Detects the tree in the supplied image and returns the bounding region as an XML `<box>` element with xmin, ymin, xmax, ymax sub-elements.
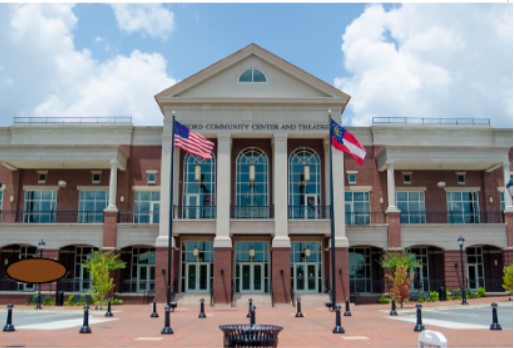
<box><xmin>380</xmin><ymin>250</ymin><xmax>420</xmax><ymax>308</ymax></box>
<box><xmin>83</xmin><ymin>250</ymin><xmax>126</xmax><ymax>309</ymax></box>
<box><xmin>502</xmin><ymin>264</ymin><xmax>513</xmax><ymax>295</ymax></box>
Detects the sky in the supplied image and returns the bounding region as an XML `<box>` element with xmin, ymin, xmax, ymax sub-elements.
<box><xmin>0</xmin><ymin>3</ymin><xmax>512</xmax><ymax>128</ymax></box>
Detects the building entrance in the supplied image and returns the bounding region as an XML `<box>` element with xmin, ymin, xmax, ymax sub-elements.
<box><xmin>239</xmin><ymin>263</ymin><xmax>264</xmax><ymax>293</ymax></box>
<box><xmin>185</xmin><ymin>262</ymin><xmax>210</xmax><ymax>293</ymax></box>
<box><xmin>293</xmin><ymin>263</ymin><xmax>318</xmax><ymax>292</ymax></box>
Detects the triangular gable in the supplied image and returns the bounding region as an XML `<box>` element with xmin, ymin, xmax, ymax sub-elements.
<box><xmin>155</xmin><ymin>43</ymin><xmax>350</xmax><ymax>103</ymax></box>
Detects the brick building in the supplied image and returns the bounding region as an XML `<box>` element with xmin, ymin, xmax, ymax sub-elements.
<box><xmin>0</xmin><ymin>44</ymin><xmax>512</xmax><ymax>305</ymax></box>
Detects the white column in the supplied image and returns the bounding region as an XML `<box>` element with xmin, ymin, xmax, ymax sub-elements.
<box><xmin>272</xmin><ymin>135</ymin><xmax>290</xmax><ymax>248</ymax></box>
<box><xmin>386</xmin><ymin>164</ymin><xmax>399</xmax><ymax>213</ymax></box>
<box><xmin>332</xmin><ymin>146</ymin><xmax>348</xmax><ymax>247</ymax></box>
<box><xmin>105</xmin><ymin>159</ymin><xmax>118</xmax><ymax>212</ymax></box>
<box><xmin>504</xmin><ymin>163</ymin><xmax>513</xmax><ymax>212</ymax></box>
<box><xmin>156</xmin><ymin>120</ymin><xmax>175</xmax><ymax>248</ymax></box>
<box><xmin>214</xmin><ymin>134</ymin><xmax>232</xmax><ymax>248</ymax></box>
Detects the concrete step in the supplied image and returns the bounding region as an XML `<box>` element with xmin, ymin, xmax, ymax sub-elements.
<box><xmin>174</xmin><ymin>293</ymin><xmax>211</xmax><ymax>306</ymax></box>
<box><xmin>233</xmin><ymin>294</ymin><xmax>272</xmax><ymax>308</ymax></box>
<box><xmin>292</xmin><ymin>293</ymin><xmax>330</xmax><ymax>306</ymax></box>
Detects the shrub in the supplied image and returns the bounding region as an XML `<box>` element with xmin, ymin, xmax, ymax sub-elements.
<box><xmin>503</xmin><ymin>265</ymin><xmax>513</xmax><ymax>295</ymax></box>
<box><xmin>429</xmin><ymin>291</ymin><xmax>439</xmax><ymax>302</ymax></box>
<box><xmin>377</xmin><ymin>296</ymin><xmax>391</xmax><ymax>304</ymax></box>
<box><xmin>476</xmin><ymin>287</ymin><xmax>486</xmax><ymax>298</ymax></box>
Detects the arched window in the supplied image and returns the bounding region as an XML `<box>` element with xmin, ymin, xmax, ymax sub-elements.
<box><xmin>289</xmin><ymin>148</ymin><xmax>321</xmax><ymax>219</ymax></box>
<box><xmin>182</xmin><ymin>153</ymin><xmax>216</xmax><ymax>219</ymax></box>
<box><xmin>238</xmin><ymin>68</ymin><xmax>267</xmax><ymax>83</ymax></box>
<box><xmin>236</xmin><ymin>148</ymin><xmax>269</xmax><ymax>218</ymax></box>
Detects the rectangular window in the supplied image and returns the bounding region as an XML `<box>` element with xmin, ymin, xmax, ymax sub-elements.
<box><xmin>456</xmin><ymin>172</ymin><xmax>466</xmax><ymax>185</ymax></box>
<box><xmin>146</xmin><ymin>171</ymin><xmax>157</xmax><ymax>184</ymax></box>
<box><xmin>345</xmin><ymin>191</ymin><xmax>370</xmax><ymax>224</ymax></box>
<box><xmin>446</xmin><ymin>191</ymin><xmax>480</xmax><ymax>223</ymax></box>
<box><xmin>37</xmin><ymin>172</ymin><xmax>47</xmax><ymax>184</ymax></box>
<box><xmin>23</xmin><ymin>190</ymin><xmax>56</xmax><ymax>223</ymax></box>
<box><xmin>396</xmin><ymin>191</ymin><xmax>426</xmax><ymax>224</ymax></box>
<box><xmin>78</xmin><ymin>190</ymin><xmax>108</xmax><ymax>223</ymax></box>
<box><xmin>91</xmin><ymin>172</ymin><xmax>101</xmax><ymax>184</ymax></box>
<box><xmin>402</xmin><ymin>172</ymin><xmax>412</xmax><ymax>185</ymax></box>
<box><xmin>349</xmin><ymin>248</ymin><xmax>372</xmax><ymax>293</ymax></box>
<box><xmin>134</xmin><ymin>191</ymin><xmax>160</xmax><ymax>224</ymax></box>
<box><xmin>347</xmin><ymin>172</ymin><xmax>357</xmax><ymax>185</ymax></box>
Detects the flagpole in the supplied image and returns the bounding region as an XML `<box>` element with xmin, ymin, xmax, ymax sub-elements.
<box><xmin>328</xmin><ymin>112</ymin><xmax>336</xmax><ymax>311</ymax></box>
<box><xmin>161</xmin><ymin>115</ymin><xmax>176</xmax><ymax>335</ymax></box>
<box><xmin>167</xmin><ymin>115</ymin><xmax>176</xmax><ymax>306</ymax></box>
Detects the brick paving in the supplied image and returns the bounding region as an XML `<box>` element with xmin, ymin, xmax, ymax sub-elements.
<box><xmin>1</xmin><ymin>296</ymin><xmax>512</xmax><ymax>347</ymax></box>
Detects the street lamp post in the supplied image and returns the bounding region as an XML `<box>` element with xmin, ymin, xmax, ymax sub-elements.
<box><xmin>35</xmin><ymin>238</ymin><xmax>46</xmax><ymax>310</ymax></box>
<box><xmin>457</xmin><ymin>235</ymin><xmax>467</xmax><ymax>305</ymax></box>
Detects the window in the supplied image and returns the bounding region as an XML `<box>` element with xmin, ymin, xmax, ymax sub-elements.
<box><xmin>37</xmin><ymin>171</ymin><xmax>47</xmax><ymax>184</ymax></box>
<box><xmin>235</xmin><ymin>148</ymin><xmax>269</xmax><ymax>218</ymax></box>
<box><xmin>288</xmin><ymin>148</ymin><xmax>321</xmax><ymax>219</ymax></box>
<box><xmin>23</xmin><ymin>190</ymin><xmax>56</xmax><ymax>223</ymax></box>
<box><xmin>134</xmin><ymin>191</ymin><xmax>160</xmax><ymax>224</ymax></box>
<box><xmin>347</xmin><ymin>172</ymin><xmax>357</xmax><ymax>185</ymax></box>
<box><xmin>91</xmin><ymin>172</ymin><xmax>101</xmax><ymax>184</ymax></box>
<box><xmin>146</xmin><ymin>171</ymin><xmax>157</xmax><ymax>184</ymax></box>
<box><xmin>410</xmin><ymin>248</ymin><xmax>429</xmax><ymax>292</ymax></box>
<box><xmin>349</xmin><ymin>248</ymin><xmax>372</xmax><ymax>293</ymax></box>
<box><xmin>131</xmin><ymin>247</ymin><xmax>156</xmax><ymax>292</ymax></box>
<box><xmin>182</xmin><ymin>154</ymin><xmax>216</xmax><ymax>219</ymax></box>
<box><xmin>78</xmin><ymin>190</ymin><xmax>108</xmax><ymax>223</ymax></box>
<box><xmin>397</xmin><ymin>191</ymin><xmax>426</xmax><ymax>224</ymax></box>
<box><xmin>446</xmin><ymin>191</ymin><xmax>480</xmax><ymax>223</ymax></box>
<box><xmin>290</xmin><ymin>241</ymin><xmax>322</xmax><ymax>293</ymax></box>
<box><xmin>345</xmin><ymin>191</ymin><xmax>370</xmax><ymax>224</ymax></box>
<box><xmin>456</xmin><ymin>172</ymin><xmax>466</xmax><ymax>185</ymax></box>
<box><xmin>238</xmin><ymin>68</ymin><xmax>267</xmax><ymax>83</ymax></box>
<box><xmin>403</xmin><ymin>172</ymin><xmax>412</xmax><ymax>185</ymax></box>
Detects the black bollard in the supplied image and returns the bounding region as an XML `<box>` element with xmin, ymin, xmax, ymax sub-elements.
<box><xmin>79</xmin><ymin>304</ymin><xmax>92</xmax><ymax>334</ymax></box>
<box><xmin>250</xmin><ymin>304</ymin><xmax>256</xmax><ymax>327</ymax></box>
<box><xmin>390</xmin><ymin>297</ymin><xmax>398</xmax><ymax>316</ymax></box>
<box><xmin>490</xmin><ymin>302</ymin><xmax>502</xmax><ymax>331</ymax></box>
<box><xmin>3</xmin><ymin>304</ymin><xmax>15</xmax><ymax>332</ymax></box>
<box><xmin>198</xmin><ymin>298</ymin><xmax>206</xmax><ymax>319</ymax></box>
<box><xmin>161</xmin><ymin>304</ymin><xmax>173</xmax><ymax>334</ymax></box>
<box><xmin>344</xmin><ymin>297</ymin><xmax>352</xmax><ymax>317</ymax></box>
<box><xmin>413</xmin><ymin>303</ymin><xmax>425</xmax><ymax>332</ymax></box>
<box><xmin>295</xmin><ymin>297</ymin><xmax>304</xmax><ymax>318</ymax></box>
<box><xmin>105</xmin><ymin>299</ymin><xmax>113</xmax><ymax>317</ymax></box>
<box><xmin>332</xmin><ymin>304</ymin><xmax>345</xmax><ymax>334</ymax></box>
<box><xmin>150</xmin><ymin>298</ymin><xmax>159</xmax><ymax>318</ymax></box>
<box><xmin>246</xmin><ymin>298</ymin><xmax>253</xmax><ymax>318</ymax></box>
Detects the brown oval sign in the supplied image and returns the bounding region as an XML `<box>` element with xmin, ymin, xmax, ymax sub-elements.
<box><xmin>7</xmin><ymin>258</ymin><xmax>67</xmax><ymax>284</ymax></box>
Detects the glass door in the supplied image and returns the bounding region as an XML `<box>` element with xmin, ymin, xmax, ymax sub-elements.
<box><xmin>239</xmin><ymin>263</ymin><xmax>264</xmax><ymax>293</ymax></box>
<box><xmin>137</xmin><ymin>265</ymin><xmax>155</xmax><ymax>292</ymax></box>
<box><xmin>185</xmin><ymin>194</ymin><xmax>200</xmax><ymax>219</ymax></box>
<box><xmin>304</xmin><ymin>194</ymin><xmax>318</xmax><ymax>219</ymax></box>
<box><xmin>186</xmin><ymin>262</ymin><xmax>210</xmax><ymax>293</ymax></box>
<box><xmin>294</xmin><ymin>263</ymin><xmax>318</xmax><ymax>292</ymax></box>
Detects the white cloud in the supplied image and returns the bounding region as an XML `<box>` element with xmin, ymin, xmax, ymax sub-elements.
<box><xmin>0</xmin><ymin>4</ymin><xmax>176</xmax><ymax>126</ymax></box>
<box><xmin>335</xmin><ymin>4</ymin><xmax>513</xmax><ymax>128</ymax></box>
<box><xmin>111</xmin><ymin>4</ymin><xmax>174</xmax><ymax>40</ymax></box>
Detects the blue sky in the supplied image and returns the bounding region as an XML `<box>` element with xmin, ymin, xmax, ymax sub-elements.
<box><xmin>0</xmin><ymin>3</ymin><xmax>512</xmax><ymax>128</ymax></box>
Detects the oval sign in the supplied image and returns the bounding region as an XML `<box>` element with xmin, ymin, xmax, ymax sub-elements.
<box><xmin>7</xmin><ymin>258</ymin><xmax>67</xmax><ymax>284</ymax></box>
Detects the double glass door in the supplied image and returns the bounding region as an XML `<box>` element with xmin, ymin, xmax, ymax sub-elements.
<box><xmin>186</xmin><ymin>262</ymin><xmax>210</xmax><ymax>293</ymax></box>
<box><xmin>137</xmin><ymin>265</ymin><xmax>155</xmax><ymax>292</ymax></box>
<box><xmin>293</xmin><ymin>263</ymin><xmax>318</xmax><ymax>292</ymax></box>
<box><xmin>239</xmin><ymin>263</ymin><xmax>264</xmax><ymax>293</ymax></box>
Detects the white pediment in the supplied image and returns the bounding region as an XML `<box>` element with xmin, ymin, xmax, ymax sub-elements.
<box><xmin>156</xmin><ymin>44</ymin><xmax>349</xmax><ymax>103</ymax></box>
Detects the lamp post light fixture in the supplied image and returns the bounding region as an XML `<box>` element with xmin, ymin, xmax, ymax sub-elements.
<box><xmin>35</xmin><ymin>238</ymin><xmax>46</xmax><ymax>310</ymax></box>
<box><xmin>195</xmin><ymin>164</ymin><xmax>202</xmax><ymax>182</ymax></box>
<box><xmin>457</xmin><ymin>235</ymin><xmax>467</xmax><ymax>305</ymax></box>
<box><xmin>303</xmin><ymin>165</ymin><xmax>310</xmax><ymax>183</ymax></box>
<box><xmin>248</xmin><ymin>246</ymin><xmax>256</xmax><ymax>260</ymax></box>
<box><xmin>304</xmin><ymin>246</ymin><xmax>312</xmax><ymax>258</ymax></box>
<box><xmin>249</xmin><ymin>163</ymin><xmax>256</xmax><ymax>188</ymax></box>
<box><xmin>192</xmin><ymin>247</ymin><xmax>199</xmax><ymax>258</ymax></box>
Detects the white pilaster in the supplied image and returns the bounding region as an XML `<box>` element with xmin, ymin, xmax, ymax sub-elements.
<box><xmin>332</xmin><ymin>147</ymin><xmax>349</xmax><ymax>247</ymax></box>
<box><xmin>503</xmin><ymin>163</ymin><xmax>513</xmax><ymax>212</ymax></box>
<box><xmin>157</xmin><ymin>121</ymin><xmax>174</xmax><ymax>247</ymax></box>
<box><xmin>272</xmin><ymin>134</ymin><xmax>290</xmax><ymax>248</ymax></box>
<box><xmin>386</xmin><ymin>163</ymin><xmax>400</xmax><ymax>213</ymax></box>
<box><xmin>105</xmin><ymin>159</ymin><xmax>118</xmax><ymax>212</ymax></box>
<box><xmin>214</xmin><ymin>134</ymin><xmax>232</xmax><ymax>248</ymax></box>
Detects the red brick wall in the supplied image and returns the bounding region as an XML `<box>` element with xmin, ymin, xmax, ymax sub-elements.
<box><xmin>444</xmin><ymin>250</ymin><xmax>463</xmax><ymax>291</ymax></box>
<box><xmin>271</xmin><ymin>247</ymin><xmax>291</xmax><ymax>303</ymax></box>
<box><xmin>103</xmin><ymin>211</ymin><xmax>118</xmax><ymax>248</ymax></box>
<box><xmin>505</xmin><ymin>212</ymin><xmax>513</xmax><ymax>248</ymax></box>
<box><xmin>213</xmin><ymin>247</ymin><xmax>232</xmax><ymax>304</ymax></box>
<box><xmin>386</xmin><ymin>212</ymin><xmax>401</xmax><ymax>248</ymax></box>
<box><xmin>155</xmin><ymin>246</ymin><xmax>179</xmax><ymax>303</ymax></box>
<box><xmin>327</xmin><ymin>247</ymin><xmax>349</xmax><ymax>304</ymax></box>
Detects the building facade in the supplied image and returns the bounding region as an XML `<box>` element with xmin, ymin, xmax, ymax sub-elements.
<box><xmin>0</xmin><ymin>44</ymin><xmax>512</xmax><ymax>305</ymax></box>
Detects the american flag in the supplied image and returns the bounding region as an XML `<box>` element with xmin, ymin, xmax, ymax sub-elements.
<box><xmin>174</xmin><ymin>120</ymin><xmax>214</xmax><ymax>159</ymax></box>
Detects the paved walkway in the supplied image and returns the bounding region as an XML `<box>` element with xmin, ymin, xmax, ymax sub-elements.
<box><xmin>1</xmin><ymin>296</ymin><xmax>512</xmax><ymax>347</ymax></box>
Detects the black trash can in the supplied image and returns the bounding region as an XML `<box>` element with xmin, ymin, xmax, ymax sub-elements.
<box><xmin>56</xmin><ymin>291</ymin><xmax>64</xmax><ymax>306</ymax></box>
<box><xmin>219</xmin><ymin>324</ymin><xmax>283</xmax><ymax>348</ymax></box>
<box><xmin>438</xmin><ymin>286</ymin><xmax>446</xmax><ymax>301</ymax></box>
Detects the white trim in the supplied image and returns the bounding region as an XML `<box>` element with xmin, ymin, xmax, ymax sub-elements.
<box><xmin>133</xmin><ymin>185</ymin><xmax>161</xmax><ymax>192</ymax></box>
<box><xmin>76</xmin><ymin>186</ymin><xmax>109</xmax><ymax>191</ymax></box>
<box><xmin>346</xmin><ymin>185</ymin><xmax>372</xmax><ymax>192</ymax></box>
<box><xmin>23</xmin><ymin>185</ymin><xmax>58</xmax><ymax>191</ymax></box>
<box><xmin>444</xmin><ymin>187</ymin><xmax>480</xmax><ymax>192</ymax></box>
<box><xmin>396</xmin><ymin>187</ymin><xmax>427</xmax><ymax>192</ymax></box>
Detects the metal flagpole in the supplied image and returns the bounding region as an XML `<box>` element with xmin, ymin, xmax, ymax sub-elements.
<box><xmin>161</xmin><ymin>115</ymin><xmax>176</xmax><ymax>334</ymax></box>
<box><xmin>328</xmin><ymin>112</ymin><xmax>336</xmax><ymax>311</ymax></box>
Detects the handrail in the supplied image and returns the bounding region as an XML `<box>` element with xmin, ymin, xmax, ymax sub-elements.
<box><xmin>270</xmin><ymin>280</ymin><xmax>275</xmax><ymax>307</ymax></box>
<box><xmin>290</xmin><ymin>286</ymin><xmax>295</xmax><ymax>307</ymax></box>
<box><xmin>210</xmin><ymin>279</ymin><xmax>214</xmax><ymax>307</ymax></box>
<box><xmin>230</xmin><ymin>279</ymin><xmax>235</xmax><ymax>307</ymax></box>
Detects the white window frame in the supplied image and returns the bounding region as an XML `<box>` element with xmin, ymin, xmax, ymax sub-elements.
<box><xmin>91</xmin><ymin>171</ymin><xmax>101</xmax><ymax>184</ymax></box>
<box><xmin>146</xmin><ymin>170</ymin><xmax>157</xmax><ymax>184</ymax></box>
